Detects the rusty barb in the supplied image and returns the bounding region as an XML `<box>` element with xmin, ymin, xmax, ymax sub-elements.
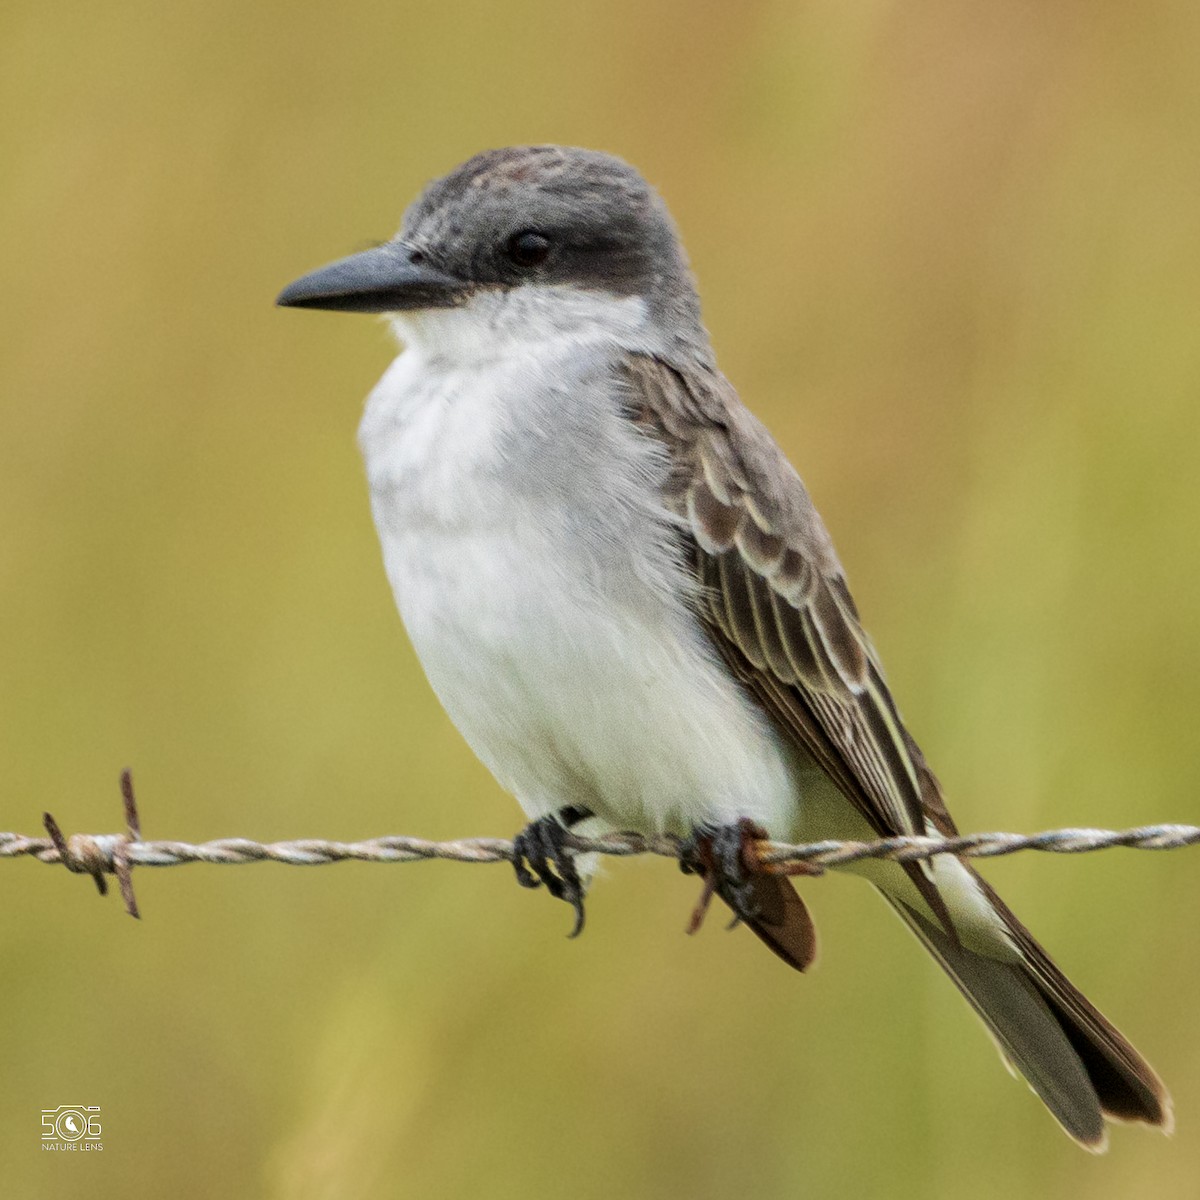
<box><xmin>40</xmin><ymin>769</ymin><xmax>142</xmax><ymax>918</ymax></box>
<box><xmin>3</xmin><ymin>769</ymin><xmax>1199</xmax><ymax>920</ymax></box>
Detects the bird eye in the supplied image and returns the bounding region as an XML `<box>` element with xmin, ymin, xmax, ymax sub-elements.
<box><xmin>505</xmin><ymin>230</ymin><xmax>552</xmax><ymax>268</ymax></box>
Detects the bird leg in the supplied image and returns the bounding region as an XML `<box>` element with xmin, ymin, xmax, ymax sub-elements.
<box><xmin>511</xmin><ymin>805</ymin><xmax>593</xmax><ymax>938</ymax></box>
<box><xmin>680</xmin><ymin>817</ymin><xmax>770</xmax><ymax>933</ymax></box>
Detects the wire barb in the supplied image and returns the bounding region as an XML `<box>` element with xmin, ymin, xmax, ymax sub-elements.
<box><xmin>39</xmin><ymin>769</ymin><xmax>142</xmax><ymax>918</ymax></box>
<box><xmin>3</xmin><ymin>772</ymin><xmax>1197</xmax><ymax>919</ymax></box>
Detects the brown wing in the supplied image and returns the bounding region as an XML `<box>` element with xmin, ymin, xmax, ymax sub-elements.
<box><xmin>622</xmin><ymin>354</ymin><xmax>956</xmax><ymax>925</ymax></box>
<box><xmin>621</xmin><ymin>354</ymin><xmax>1174</xmax><ymax>1121</ymax></box>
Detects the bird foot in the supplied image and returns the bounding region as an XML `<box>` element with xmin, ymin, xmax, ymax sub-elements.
<box><xmin>680</xmin><ymin>817</ymin><xmax>771</xmax><ymax>934</ymax></box>
<box><xmin>512</xmin><ymin>807</ymin><xmax>592</xmax><ymax>938</ymax></box>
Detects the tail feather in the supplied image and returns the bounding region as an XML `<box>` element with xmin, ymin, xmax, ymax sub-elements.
<box><xmin>884</xmin><ymin>878</ymin><xmax>1170</xmax><ymax>1149</ymax></box>
<box><xmin>739</xmin><ymin>873</ymin><xmax>818</xmax><ymax>972</ymax></box>
<box><xmin>971</xmin><ymin>874</ymin><xmax>1172</xmax><ymax>1132</ymax></box>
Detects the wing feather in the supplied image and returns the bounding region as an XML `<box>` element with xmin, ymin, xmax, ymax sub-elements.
<box><xmin>621</xmin><ymin>354</ymin><xmax>1170</xmax><ymax>1122</ymax></box>
<box><xmin>624</xmin><ymin>354</ymin><xmax>950</xmax><ymax>854</ymax></box>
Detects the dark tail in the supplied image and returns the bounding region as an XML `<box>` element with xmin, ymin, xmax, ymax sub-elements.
<box><xmin>886</xmin><ymin>873</ymin><xmax>1171</xmax><ymax>1150</ymax></box>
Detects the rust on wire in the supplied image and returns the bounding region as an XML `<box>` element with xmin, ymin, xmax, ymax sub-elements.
<box><xmin>3</xmin><ymin>770</ymin><xmax>1198</xmax><ymax>920</ymax></box>
<box><xmin>40</xmin><ymin>768</ymin><xmax>142</xmax><ymax>918</ymax></box>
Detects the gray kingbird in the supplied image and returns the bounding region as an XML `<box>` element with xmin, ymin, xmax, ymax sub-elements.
<box><xmin>277</xmin><ymin>145</ymin><xmax>1169</xmax><ymax>1148</ymax></box>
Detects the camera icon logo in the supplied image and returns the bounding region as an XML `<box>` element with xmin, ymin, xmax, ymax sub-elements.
<box><xmin>41</xmin><ymin>1105</ymin><xmax>101</xmax><ymax>1142</ymax></box>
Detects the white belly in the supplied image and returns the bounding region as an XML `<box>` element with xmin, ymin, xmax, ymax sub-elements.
<box><xmin>358</xmin><ymin>312</ymin><xmax>801</xmax><ymax>838</ymax></box>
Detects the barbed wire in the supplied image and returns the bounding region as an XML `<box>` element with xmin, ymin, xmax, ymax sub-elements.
<box><xmin>3</xmin><ymin>771</ymin><xmax>1196</xmax><ymax>918</ymax></box>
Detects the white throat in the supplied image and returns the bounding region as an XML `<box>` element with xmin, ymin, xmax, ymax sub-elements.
<box><xmin>386</xmin><ymin>283</ymin><xmax>654</xmax><ymax>367</ymax></box>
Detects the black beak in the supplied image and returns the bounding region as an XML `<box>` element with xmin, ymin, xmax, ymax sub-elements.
<box><xmin>275</xmin><ymin>242</ymin><xmax>469</xmax><ymax>313</ymax></box>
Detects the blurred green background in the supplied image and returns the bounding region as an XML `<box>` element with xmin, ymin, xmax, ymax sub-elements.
<box><xmin>2</xmin><ymin>1</ymin><xmax>1199</xmax><ymax>1196</ymax></box>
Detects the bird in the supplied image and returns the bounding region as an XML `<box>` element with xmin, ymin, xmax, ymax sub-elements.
<box><xmin>277</xmin><ymin>144</ymin><xmax>1170</xmax><ymax>1149</ymax></box>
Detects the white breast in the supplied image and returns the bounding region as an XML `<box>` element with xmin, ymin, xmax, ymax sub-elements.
<box><xmin>357</xmin><ymin>287</ymin><xmax>800</xmax><ymax>837</ymax></box>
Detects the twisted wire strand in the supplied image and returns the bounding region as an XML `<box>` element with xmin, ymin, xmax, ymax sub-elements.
<box><xmin>4</xmin><ymin>823</ymin><xmax>1199</xmax><ymax>870</ymax></box>
<box><xmin>4</xmin><ymin>773</ymin><xmax>1195</xmax><ymax>919</ymax></box>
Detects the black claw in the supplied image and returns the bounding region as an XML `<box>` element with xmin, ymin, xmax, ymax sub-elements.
<box><xmin>513</xmin><ymin>851</ymin><xmax>542</xmax><ymax>890</ymax></box>
<box><xmin>511</xmin><ymin>811</ymin><xmax>590</xmax><ymax>938</ymax></box>
<box><xmin>564</xmin><ymin>890</ymin><xmax>586</xmax><ymax>940</ymax></box>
